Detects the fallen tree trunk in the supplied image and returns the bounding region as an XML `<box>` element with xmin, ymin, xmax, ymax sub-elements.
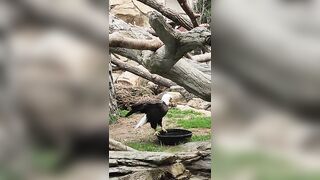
<box><xmin>109</xmin><ymin>138</ymin><xmax>137</xmax><ymax>152</ymax></box>
<box><xmin>111</xmin><ymin>56</ymin><xmax>176</xmax><ymax>87</ymax></box>
<box><xmin>109</xmin><ymin>33</ymin><xmax>163</xmax><ymax>51</ymax></box>
<box><xmin>192</xmin><ymin>53</ymin><xmax>211</xmax><ymax>62</ymax></box>
<box><xmin>137</xmin><ymin>0</ymin><xmax>193</xmax><ymax>30</ymax></box>
<box><xmin>110</xmin><ymin>13</ymin><xmax>211</xmax><ymax>101</ymax></box>
<box><xmin>109</xmin><ymin>149</ymin><xmax>211</xmax><ymax>179</ymax></box>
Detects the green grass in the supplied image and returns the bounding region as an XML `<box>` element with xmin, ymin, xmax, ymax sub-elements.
<box><xmin>191</xmin><ymin>134</ymin><xmax>211</xmax><ymax>142</ymax></box>
<box><xmin>124</xmin><ymin>108</ymin><xmax>212</xmax><ymax>151</ymax></box>
<box><xmin>109</xmin><ymin>109</ymin><xmax>129</xmax><ymax>124</ymax></box>
<box><xmin>126</xmin><ymin>141</ymin><xmax>166</xmax><ymax>152</ymax></box>
<box><xmin>126</xmin><ymin>135</ymin><xmax>211</xmax><ymax>152</ymax></box>
<box><xmin>167</xmin><ymin>108</ymin><xmax>211</xmax><ymax>129</ymax></box>
<box><xmin>167</xmin><ymin>108</ymin><xmax>202</xmax><ymax>119</ymax></box>
<box><xmin>118</xmin><ymin>109</ymin><xmax>129</xmax><ymax>117</ymax></box>
<box><xmin>177</xmin><ymin>116</ymin><xmax>211</xmax><ymax>129</ymax></box>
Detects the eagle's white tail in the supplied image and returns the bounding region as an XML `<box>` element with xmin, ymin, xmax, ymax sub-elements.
<box><xmin>135</xmin><ymin>115</ymin><xmax>147</xmax><ymax>129</ymax></box>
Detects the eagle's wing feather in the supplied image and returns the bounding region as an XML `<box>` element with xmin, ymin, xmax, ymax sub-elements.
<box><xmin>125</xmin><ymin>99</ymin><xmax>162</xmax><ymax>117</ymax></box>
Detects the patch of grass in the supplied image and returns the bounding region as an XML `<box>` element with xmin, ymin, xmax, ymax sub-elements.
<box><xmin>109</xmin><ymin>114</ymin><xmax>117</xmax><ymax>124</ymax></box>
<box><xmin>126</xmin><ymin>134</ymin><xmax>211</xmax><ymax>152</ymax></box>
<box><xmin>166</xmin><ymin>108</ymin><xmax>211</xmax><ymax>129</ymax></box>
<box><xmin>109</xmin><ymin>109</ymin><xmax>129</xmax><ymax>124</ymax></box>
<box><xmin>191</xmin><ymin>134</ymin><xmax>211</xmax><ymax>142</ymax></box>
<box><xmin>177</xmin><ymin>116</ymin><xmax>211</xmax><ymax>129</ymax></box>
<box><xmin>167</xmin><ymin>108</ymin><xmax>202</xmax><ymax>119</ymax></box>
<box><xmin>126</xmin><ymin>141</ymin><xmax>166</xmax><ymax>152</ymax></box>
<box><xmin>119</xmin><ymin>109</ymin><xmax>129</xmax><ymax>117</ymax></box>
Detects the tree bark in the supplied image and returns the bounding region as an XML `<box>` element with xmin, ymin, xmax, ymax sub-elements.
<box><xmin>110</xmin><ymin>13</ymin><xmax>211</xmax><ymax>101</ymax></box>
<box><xmin>177</xmin><ymin>0</ymin><xmax>199</xmax><ymax>27</ymax></box>
<box><xmin>137</xmin><ymin>0</ymin><xmax>193</xmax><ymax>30</ymax></box>
<box><xmin>109</xmin><ymin>33</ymin><xmax>163</xmax><ymax>51</ymax></box>
<box><xmin>109</xmin><ymin>149</ymin><xmax>211</xmax><ymax>179</ymax></box>
<box><xmin>109</xmin><ymin>138</ymin><xmax>137</xmax><ymax>151</ymax></box>
<box><xmin>109</xmin><ymin>62</ymin><xmax>118</xmax><ymax>116</ymax></box>
<box><xmin>192</xmin><ymin>53</ymin><xmax>211</xmax><ymax>62</ymax></box>
<box><xmin>111</xmin><ymin>56</ymin><xmax>176</xmax><ymax>87</ymax></box>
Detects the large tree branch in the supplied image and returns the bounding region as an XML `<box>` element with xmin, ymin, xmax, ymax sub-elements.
<box><xmin>137</xmin><ymin>0</ymin><xmax>193</xmax><ymax>30</ymax></box>
<box><xmin>111</xmin><ymin>56</ymin><xmax>176</xmax><ymax>87</ymax></box>
<box><xmin>177</xmin><ymin>0</ymin><xmax>199</xmax><ymax>27</ymax></box>
<box><xmin>109</xmin><ymin>33</ymin><xmax>163</xmax><ymax>51</ymax></box>
<box><xmin>110</xmin><ymin>15</ymin><xmax>211</xmax><ymax>101</ymax></box>
<box><xmin>192</xmin><ymin>53</ymin><xmax>211</xmax><ymax>62</ymax></box>
<box><xmin>146</xmin><ymin>12</ymin><xmax>210</xmax><ymax>73</ymax></box>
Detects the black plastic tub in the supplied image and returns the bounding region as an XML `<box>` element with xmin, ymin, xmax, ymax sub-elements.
<box><xmin>157</xmin><ymin>129</ymin><xmax>192</xmax><ymax>145</ymax></box>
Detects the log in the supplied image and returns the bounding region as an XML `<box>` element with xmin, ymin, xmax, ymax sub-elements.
<box><xmin>137</xmin><ymin>0</ymin><xmax>193</xmax><ymax>30</ymax></box>
<box><xmin>111</xmin><ymin>56</ymin><xmax>176</xmax><ymax>87</ymax></box>
<box><xmin>109</xmin><ymin>138</ymin><xmax>137</xmax><ymax>152</ymax></box>
<box><xmin>110</xmin><ymin>14</ymin><xmax>211</xmax><ymax>101</ymax></box>
<box><xmin>109</xmin><ymin>142</ymin><xmax>211</xmax><ymax>179</ymax></box>
<box><xmin>109</xmin><ymin>33</ymin><xmax>163</xmax><ymax>51</ymax></box>
<box><xmin>192</xmin><ymin>53</ymin><xmax>211</xmax><ymax>63</ymax></box>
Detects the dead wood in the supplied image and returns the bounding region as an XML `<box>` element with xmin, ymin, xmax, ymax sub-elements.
<box><xmin>109</xmin><ymin>148</ymin><xmax>211</xmax><ymax>179</ymax></box>
<box><xmin>192</xmin><ymin>53</ymin><xmax>211</xmax><ymax>62</ymax></box>
<box><xmin>137</xmin><ymin>0</ymin><xmax>193</xmax><ymax>30</ymax></box>
<box><xmin>111</xmin><ymin>56</ymin><xmax>175</xmax><ymax>87</ymax></box>
<box><xmin>109</xmin><ymin>33</ymin><xmax>163</xmax><ymax>51</ymax></box>
<box><xmin>110</xmin><ymin>13</ymin><xmax>211</xmax><ymax>101</ymax></box>
<box><xmin>109</xmin><ymin>138</ymin><xmax>137</xmax><ymax>152</ymax></box>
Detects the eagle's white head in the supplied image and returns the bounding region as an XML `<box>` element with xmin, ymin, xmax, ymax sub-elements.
<box><xmin>161</xmin><ymin>93</ymin><xmax>172</xmax><ymax>106</ymax></box>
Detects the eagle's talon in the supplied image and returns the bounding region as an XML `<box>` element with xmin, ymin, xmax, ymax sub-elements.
<box><xmin>154</xmin><ymin>131</ymin><xmax>160</xmax><ymax>136</ymax></box>
<box><xmin>161</xmin><ymin>128</ymin><xmax>167</xmax><ymax>133</ymax></box>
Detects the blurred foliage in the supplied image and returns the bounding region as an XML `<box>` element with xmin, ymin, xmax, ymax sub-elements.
<box><xmin>194</xmin><ymin>0</ymin><xmax>211</xmax><ymax>24</ymax></box>
<box><xmin>214</xmin><ymin>148</ymin><xmax>320</xmax><ymax>180</ymax></box>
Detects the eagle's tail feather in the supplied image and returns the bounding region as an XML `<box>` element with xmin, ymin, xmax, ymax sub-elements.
<box><xmin>135</xmin><ymin>115</ymin><xmax>147</xmax><ymax>129</ymax></box>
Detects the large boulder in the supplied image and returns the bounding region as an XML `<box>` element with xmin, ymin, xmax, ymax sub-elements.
<box><xmin>110</xmin><ymin>0</ymin><xmax>156</xmax><ymax>27</ymax></box>
<box><xmin>187</xmin><ymin>98</ymin><xmax>211</xmax><ymax>110</ymax></box>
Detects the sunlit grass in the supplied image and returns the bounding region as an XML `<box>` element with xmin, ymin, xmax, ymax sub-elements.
<box><xmin>191</xmin><ymin>134</ymin><xmax>211</xmax><ymax>142</ymax></box>
<box><xmin>177</xmin><ymin>116</ymin><xmax>211</xmax><ymax>129</ymax></box>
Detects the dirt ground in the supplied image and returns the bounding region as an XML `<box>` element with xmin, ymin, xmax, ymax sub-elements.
<box><xmin>109</xmin><ymin>114</ymin><xmax>211</xmax><ymax>143</ymax></box>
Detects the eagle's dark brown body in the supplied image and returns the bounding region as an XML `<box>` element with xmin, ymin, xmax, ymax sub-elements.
<box><xmin>125</xmin><ymin>99</ymin><xmax>169</xmax><ymax>130</ymax></box>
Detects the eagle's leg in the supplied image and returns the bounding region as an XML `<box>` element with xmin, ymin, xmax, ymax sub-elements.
<box><xmin>153</xmin><ymin>129</ymin><xmax>160</xmax><ymax>136</ymax></box>
<box><xmin>151</xmin><ymin>124</ymin><xmax>160</xmax><ymax>135</ymax></box>
<box><xmin>161</xmin><ymin>121</ymin><xmax>167</xmax><ymax>133</ymax></box>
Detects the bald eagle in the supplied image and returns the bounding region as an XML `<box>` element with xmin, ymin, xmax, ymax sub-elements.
<box><xmin>125</xmin><ymin>94</ymin><xmax>172</xmax><ymax>135</ymax></box>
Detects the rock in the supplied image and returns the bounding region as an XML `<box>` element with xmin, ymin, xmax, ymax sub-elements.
<box><xmin>167</xmin><ymin>92</ymin><xmax>187</xmax><ymax>104</ymax></box>
<box><xmin>165</xmin><ymin>163</ymin><xmax>190</xmax><ymax>179</ymax></box>
<box><xmin>176</xmin><ymin>105</ymin><xmax>211</xmax><ymax>117</ymax></box>
<box><xmin>116</xmin><ymin>71</ymin><xmax>145</xmax><ymax>86</ymax></box>
<box><xmin>110</xmin><ymin>0</ymin><xmax>156</xmax><ymax>27</ymax></box>
<box><xmin>187</xmin><ymin>98</ymin><xmax>211</xmax><ymax>110</ymax></box>
<box><xmin>169</xmin><ymin>86</ymin><xmax>195</xmax><ymax>101</ymax></box>
<box><xmin>177</xmin><ymin>141</ymin><xmax>211</xmax><ymax>152</ymax></box>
